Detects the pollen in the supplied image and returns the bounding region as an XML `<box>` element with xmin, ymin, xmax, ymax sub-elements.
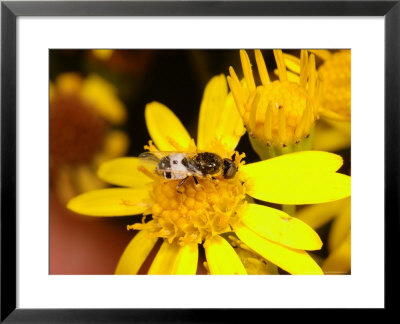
<box><xmin>228</xmin><ymin>49</ymin><xmax>320</xmax><ymax>147</ymax></box>
<box><xmin>318</xmin><ymin>50</ymin><xmax>351</xmax><ymax>121</ymax></box>
<box><xmin>131</xmin><ymin>175</ymin><xmax>246</xmax><ymax>246</ymax></box>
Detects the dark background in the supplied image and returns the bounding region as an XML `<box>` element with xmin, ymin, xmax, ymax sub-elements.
<box><xmin>49</xmin><ymin>49</ymin><xmax>281</xmax><ymax>162</ymax></box>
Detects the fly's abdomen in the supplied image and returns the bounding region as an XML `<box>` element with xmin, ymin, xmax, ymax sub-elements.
<box><xmin>194</xmin><ymin>152</ymin><xmax>223</xmax><ymax>176</ymax></box>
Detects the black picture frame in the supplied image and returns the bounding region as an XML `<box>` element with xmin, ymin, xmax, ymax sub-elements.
<box><xmin>1</xmin><ymin>0</ymin><xmax>398</xmax><ymax>321</ymax></box>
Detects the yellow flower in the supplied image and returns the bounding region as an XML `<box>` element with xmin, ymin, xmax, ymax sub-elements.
<box><xmin>296</xmin><ymin>197</ymin><xmax>351</xmax><ymax>274</ymax></box>
<box><xmin>312</xmin><ymin>118</ymin><xmax>351</xmax><ymax>152</ymax></box>
<box><xmin>283</xmin><ymin>50</ymin><xmax>351</xmax><ymax>152</ymax></box>
<box><xmin>284</xmin><ymin>49</ymin><xmax>350</xmax><ymax>121</ymax></box>
<box><xmin>228</xmin><ymin>50</ymin><xmax>321</xmax><ymax>158</ymax></box>
<box><xmin>50</xmin><ymin>73</ymin><xmax>129</xmax><ymax>203</ymax></box>
<box><xmin>313</xmin><ymin>50</ymin><xmax>351</xmax><ymax>121</ymax></box>
<box><xmin>67</xmin><ymin>74</ymin><xmax>351</xmax><ymax>275</ymax></box>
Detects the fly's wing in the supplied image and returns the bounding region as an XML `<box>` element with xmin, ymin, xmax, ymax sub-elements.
<box><xmin>138</xmin><ymin>152</ymin><xmax>160</xmax><ymax>175</ymax></box>
<box><xmin>138</xmin><ymin>151</ymin><xmax>198</xmax><ymax>179</ymax></box>
<box><xmin>139</xmin><ymin>151</ymin><xmax>196</xmax><ymax>161</ymax></box>
<box><xmin>138</xmin><ymin>152</ymin><xmax>162</xmax><ymax>163</ymax></box>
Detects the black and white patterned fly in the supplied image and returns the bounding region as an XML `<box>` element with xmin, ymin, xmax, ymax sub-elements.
<box><xmin>139</xmin><ymin>151</ymin><xmax>237</xmax><ymax>189</ymax></box>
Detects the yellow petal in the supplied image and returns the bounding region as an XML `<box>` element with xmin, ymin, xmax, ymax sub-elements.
<box><xmin>49</xmin><ymin>82</ymin><xmax>56</xmax><ymax>102</ymax></box>
<box><xmin>240</xmin><ymin>204</ymin><xmax>322</xmax><ymax>250</ymax></box>
<box><xmin>102</xmin><ymin>130</ymin><xmax>130</xmax><ymax>159</ymax></box>
<box><xmin>282</xmin><ymin>53</ymin><xmax>301</xmax><ymax>74</ymax></box>
<box><xmin>54</xmin><ymin>166</ymin><xmax>78</xmax><ymax>204</ymax></box>
<box><xmin>235</xmin><ymin>226</ymin><xmax>323</xmax><ymax>275</ymax></box>
<box><xmin>94</xmin><ymin>130</ymin><xmax>130</xmax><ymax>166</ymax></box>
<box><xmin>216</xmin><ymin>92</ymin><xmax>246</xmax><ymax>153</ymax></box>
<box><xmin>145</xmin><ymin>102</ymin><xmax>192</xmax><ymax>151</ymax></box>
<box><xmin>285</xmin><ymin>70</ymin><xmax>301</xmax><ymax>83</ymax></box>
<box><xmin>313</xmin><ymin>120</ymin><xmax>351</xmax><ymax>152</ymax></box>
<box><xmin>319</xmin><ymin>107</ymin><xmax>351</xmax><ymax>122</ymax></box>
<box><xmin>81</xmin><ymin>74</ymin><xmax>127</xmax><ymax>124</ymax></box>
<box><xmin>254</xmin><ymin>49</ymin><xmax>270</xmax><ymax>85</ymax></box>
<box><xmin>115</xmin><ymin>230</ymin><xmax>158</xmax><ymax>274</ymax></box>
<box><xmin>75</xmin><ymin>165</ymin><xmax>106</xmax><ymax>193</ymax></box>
<box><xmin>328</xmin><ymin>199</ymin><xmax>351</xmax><ymax>252</ymax></box>
<box><xmin>197</xmin><ymin>75</ymin><xmax>245</xmax><ymax>155</ymax></box>
<box><xmin>56</xmin><ymin>73</ymin><xmax>83</xmax><ymax>95</ymax></box>
<box><xmin>326</xmin><ymin>119</ymin><xmax>351</xmax><ymax>137</ymax></box>
<box><xmin>296</xmin><ymin>199</ymin><xmax>347</xmax><ymax>229</ymax></box>
<box><xmin>148</xmin><ymin>241</ymin><xmax>198</xmax><ymax>274</ymax></box>
<box><xmin>241</xmin><ymin>151</ymin><xmax>351</xmax><ymax>205</ymax></box>
<box><xmin>240</xmin><ymin>50</ymin><xmax>256</xmax><ymax>93</ymax></box>
<box><xmin>322</xmin><ymin>231</ymin><xmax>351</xmax><ymax>274</ymax></box>
<box><xmin>97</xmin><ymin>157</ymin><xmax>153</xmax><ymax>188</ymax></box>
<box><xmin>204</xmin><ymin>236</ymin><xmax>247</xmax><ymax>275</ymax></box>
<box><xmin>67</xmin><ymin>188</ymin><xmax>150</xmax><ymax>216</ymax></box>
<box><xmin>197</xmin><ymin>74</ymin><xmax>228</xmax><ymax>150</ymax></box>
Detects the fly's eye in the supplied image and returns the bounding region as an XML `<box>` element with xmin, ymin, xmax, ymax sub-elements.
<box><xmin>223</xmin><ymin>159</ymin><xmax>237</xmax><ymax>179</ymax></box>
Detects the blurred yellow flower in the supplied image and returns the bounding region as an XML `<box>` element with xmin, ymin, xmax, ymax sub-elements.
<box><xmin>228</xmin><ymin>50</ymin><xmax>321</xmax><ymax>158</ymax></box>
<box><xmin>91</xmin><ymin>49</ymin><xmax>114</xmax><ymax>61</ymax></box>
<box><xmin>283</xmin><ymin>50</ymin><xmax>351</xmax><ymax>152</ymax></box>
<box><xmin>284</xmin><ymin>49</ymin><xmax>350</xmax><ymax>122</ymax></box>
<box><xmin>313</xmin><ymin>50</ymin><xmax>351</xmax><ymax>121</ymax></box>
<box><xmin>312</xmin><ymin>119</ymin><xmax>351</xmax><ymax>152</ymax></box>
<box><xmin>296</xmin><ymin>197</ymin><xmax>351</xmax><ymax>274</ymax></box>
<box><xmin>50</xmin><ymin>73</ymin><xmax>129</xmax><ymax>204</ymax></box>
<box><xmin>68</xmin><ymin>75</ymin><xmax>351</xmax><ymax>275</ymax></box>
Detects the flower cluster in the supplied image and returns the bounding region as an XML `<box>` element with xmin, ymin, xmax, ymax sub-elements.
<box><xmin>68</xmin><ymin>67</ymin><xmax>351</xmax><ymax>275</ymax></box>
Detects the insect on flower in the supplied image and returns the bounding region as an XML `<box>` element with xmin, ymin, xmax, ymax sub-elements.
<box><xmin>139</xmin><ymin>151</ymin><xmax>238</xmax><ymax>190</ymax></box>
<box><xmin>67</xmin><ymin>73</ymin><xmax>351</xmax><ymax>275</ymax></box>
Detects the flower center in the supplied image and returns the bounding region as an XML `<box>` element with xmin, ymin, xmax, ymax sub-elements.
<box><xmin>319</xmin><ymin>51</ymin><xmax>351</xmax><ymax>120</ymax></box>
<box><xmin>50</xmin><ymin>94</ymin><xmax>107</xmax><ymax>166</ymax></box>
<box><xmin>244</xmin><ymin>81</ymin><xmax>313</xmax><ymax>145</ymax></box>
<box><xmin>132</xmin><ymin>175</ymin><xmax>246</xmax><ymax>246</ymax></box>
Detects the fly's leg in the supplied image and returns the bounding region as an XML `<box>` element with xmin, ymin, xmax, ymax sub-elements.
<box><xmin>193</xmin><ymin>176</ymin><xmax>199</xmax><ymax>186</ymax></box>
<box><xmin>176</xmin><ymin>176</ymin><xmax>189</xmax><ymax>193</ymax></box>
<box><xmin>209</xmin><ymin>175</ymin><xmax>220</xmax><ymax>184</ymax></box>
